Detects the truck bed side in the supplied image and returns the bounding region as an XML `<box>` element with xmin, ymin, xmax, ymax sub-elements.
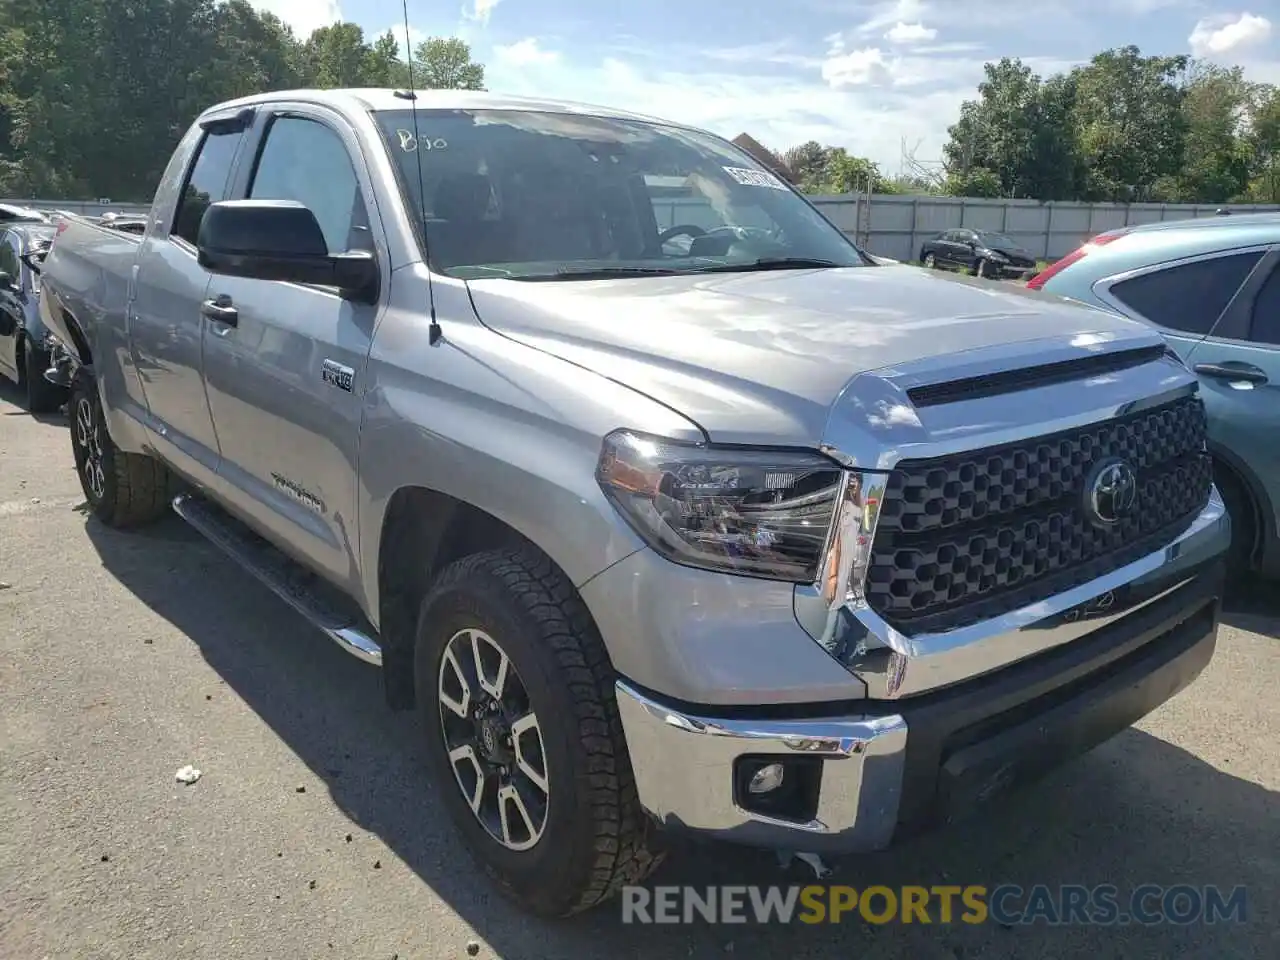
<box><xmin>38</xmin><ymin>214</ymin><xmax>154</xmax><ymax>450</ymax></box>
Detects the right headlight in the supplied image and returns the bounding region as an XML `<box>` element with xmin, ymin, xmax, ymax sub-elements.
<box><xmin>595</xmin><ymin>429</ymin><xmax>854</xmax><ymax>581</ymax></box>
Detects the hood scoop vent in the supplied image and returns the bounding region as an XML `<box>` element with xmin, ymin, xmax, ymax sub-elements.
<box><xmin>906</xmin><ymin>344</ymin><xmax>1168</xmax><ymax>408</ymax></box>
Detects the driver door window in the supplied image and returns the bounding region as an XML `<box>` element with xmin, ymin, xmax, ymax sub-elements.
<box><xmin>248</xmin><ymin>115</ymin><xmax>371</xmax><ymax>256</ymax></box>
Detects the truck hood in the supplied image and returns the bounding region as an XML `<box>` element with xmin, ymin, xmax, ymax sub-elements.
<box><xmin>465</xmin><ymin>264</ymin><xmax>1158</xmax><ymax>446</ymax></box>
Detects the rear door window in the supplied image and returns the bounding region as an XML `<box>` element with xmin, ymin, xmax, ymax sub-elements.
<box><xmin>1109</xmin><ymin>251</ymin><xmax>1264</xmax><ymax>336</ymax></box>
<box><xmin>1247</xmin><ymin>261</ymin><xmax>1280</xmax><ymax>345</ymax></box>
<box><xmin>172</xmin><ymin>127</ymin><xmax>245</xmax><ymax>247</ymax></box>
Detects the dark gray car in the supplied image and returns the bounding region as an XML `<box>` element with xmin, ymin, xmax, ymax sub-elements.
<box><xmin>0</xmin><ymin>222</ymin><xmax>65</xmax><ymax>411</ymax></box>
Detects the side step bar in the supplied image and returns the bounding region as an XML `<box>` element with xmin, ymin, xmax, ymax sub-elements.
<box><xmin>172</xmin><ymin>493</ymin><xmax>383</xmax><ymax>666</ymax></box>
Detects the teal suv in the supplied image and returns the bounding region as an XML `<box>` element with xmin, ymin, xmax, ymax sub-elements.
<box><xmin>1030</xmin><ymin>212</ymin><xmax>1280</xmax><ymax>578</ymax></box>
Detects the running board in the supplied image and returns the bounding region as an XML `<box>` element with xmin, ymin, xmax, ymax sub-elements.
<box><xmin>171</xmin><ymin>493</ymin><xmax>383</xmax><ymax>666</ymax></box>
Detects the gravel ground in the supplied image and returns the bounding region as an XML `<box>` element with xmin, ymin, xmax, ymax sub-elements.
<box><xmin>1</xmin><ymin>381</ymin><xmax>1277</xmax><ymax>960</ymax></box>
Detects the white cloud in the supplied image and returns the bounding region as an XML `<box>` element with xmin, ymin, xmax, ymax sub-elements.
<box><xmin>462</xmin><ymin>0</ymin><xmax>501</xmax><ymax>25</ymax></box>
<box><xmin>856</xmin><ymin>0</ymin><xmax>928</xmax><ymax>35</ymax></box>
<box><xmin>495</xmin><ymin>38</ymin><xmax>560</xmax><ymax>66</ymax></box>
<box><xmin>822</xmin><ymin>47</ymin><xmax>892</xmax><ymax>86</ymax></box>
<box><xmin>885</xmin><ymin>22</ymin><xmax>938</xmax><ymax>44</ymax></box>
<box><xmin>252</xmin><ymin>0</ymin><xmax>342</xmax><ymax>37</ymax></box>
<box><xmin>1188</xmin><ymin>13</ymin><xmax>1272</xmax><ymax>57</ymax></box>
<box><xmin>483</xmin><ymin>52</ymin><xmax>969</xmax><ymax>172</ymax></box>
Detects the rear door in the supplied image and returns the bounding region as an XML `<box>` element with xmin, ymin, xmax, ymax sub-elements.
<box><xmin>200</xmin><ymin>103</ymin><xmax>387</xmax><ymax>591</ymax></box>
<box><xmin>128</xmin><ymin>109</ymin><xmax>253</xmax><ymax>476</ymax></box>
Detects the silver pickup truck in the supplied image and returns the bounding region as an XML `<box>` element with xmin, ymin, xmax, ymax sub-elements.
<box><xmin>39</xmin><ymin>88</ymin><xmax>1230</xmax><ymax>917</ymax></box>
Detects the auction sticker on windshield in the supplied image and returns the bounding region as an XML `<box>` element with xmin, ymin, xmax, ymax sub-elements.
<box><xmin>722</xmin><ymin>166</ymin><xmax>788</xmax><ymax>190</ymax></box>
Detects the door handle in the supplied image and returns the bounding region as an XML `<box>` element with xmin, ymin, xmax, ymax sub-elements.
<box><xmin>1193</xmin><ymin>362</ymin><xmax>1268</xmax><ymax>385</ymax></box>
<box><xmin>201</xmin><ymin>296</ymin><xmax>238</xmax><ymax>327</ymax></box>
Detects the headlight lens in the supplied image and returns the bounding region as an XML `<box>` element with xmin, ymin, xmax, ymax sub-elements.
<box><xmin>596</xmin><ymin>429</ymin><xmax>845</xmax><ymax>581</ymax></box>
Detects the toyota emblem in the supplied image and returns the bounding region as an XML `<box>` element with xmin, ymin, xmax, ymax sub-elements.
<box><xmin>1084</xmin><ymin>457</ymin><xmax>1138</xmax><ymax>527</ymax></box>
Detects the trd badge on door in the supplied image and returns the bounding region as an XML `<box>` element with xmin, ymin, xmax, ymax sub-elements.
<box><xmin>321</xmin><ymin>359</ymin><xmax>355</xmax><ymax>393</ymax></box>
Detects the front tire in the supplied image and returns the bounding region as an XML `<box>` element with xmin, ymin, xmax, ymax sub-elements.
<box><xmin>974</xmin><ymin>258</ymin><xmax>989</xmax><ymax>278</ymax></box>
<box><xmin>69</xmin><ymin>373</ymin><xmax>172</xmax><ymax>528</ymax></box>
<box><xmin>415</xmin><ymin>547</ymin><xmax>662</xmax><ymax>917</ymax></box>
<box><xmin>923</xmin><ymin>253</ymin><xmax>937</xmax><ymax>269</ymax></box>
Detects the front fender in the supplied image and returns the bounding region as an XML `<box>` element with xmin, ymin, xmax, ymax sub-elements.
<box><xmin>354</xmin><ymin>270</ymin><xmax>705</xmax><ymax>625</ymax></box>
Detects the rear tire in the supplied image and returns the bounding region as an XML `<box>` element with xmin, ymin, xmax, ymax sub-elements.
<box><xmin>69</xmin><ymin>373</ymin><xmax>172</xmax><ymax>528</ymax></box>
<box><xmin>23</xmin><ymin>336</ymin><xmax>66</xmax><ymax>414</ymax></box>
<box><xmin>414</xmin><ymin>546</ymin><xmax>663</xmax><ymax>917</ymax></box>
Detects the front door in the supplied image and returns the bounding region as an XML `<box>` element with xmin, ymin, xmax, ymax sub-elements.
<box><xmin>201</xmin><ymin>106</ymin><xmax>385</xmax><ymax>591</ymax></box>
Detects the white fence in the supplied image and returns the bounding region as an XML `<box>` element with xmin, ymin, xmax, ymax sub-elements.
<box><xmin>13</xmin><ymin>194</ymin><xmax>1280</xmax><ymax>263</ymax></box>
<box><xmin>807</xmin><ymin>195</ymin><xmax>1280</xmax><ymax>262</ymax></box>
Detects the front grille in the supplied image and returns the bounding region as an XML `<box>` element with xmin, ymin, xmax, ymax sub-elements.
<box><xmin>865</xmin><ymin>395</ymin><xmax>1211</xmax><ymax>634</ymax></box>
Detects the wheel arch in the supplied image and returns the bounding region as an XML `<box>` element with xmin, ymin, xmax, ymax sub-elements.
<box><xmin>374</xmin><ymin>486</ymin><xmax>614</xmax><ymax>711</ymax></box>
<box><xmin>1207</xmin><ymin>439</ymin><xmax>1273</xmax><ymax>570</ymax></box>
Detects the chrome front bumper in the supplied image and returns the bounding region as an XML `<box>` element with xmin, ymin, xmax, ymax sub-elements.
<box><xmin>616</xmin><ymin>496</ymin><xmax>1229</xmax><ymax>854</ymax></box>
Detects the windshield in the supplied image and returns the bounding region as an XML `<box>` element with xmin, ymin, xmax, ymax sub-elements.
<box><xmin>977</xmin><ymin>232</ymin><xmax>1018</xmax><ymax>249</ymax></box>
<box><xmin>372</xmin><ymin>108</ymin><xmax>868</xmax><ymax>280</ymax></box>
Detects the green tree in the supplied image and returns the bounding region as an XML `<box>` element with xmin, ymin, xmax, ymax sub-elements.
<box><xmin>781</xmin><ymin>141</ymin><xmax>829</xmax><ymax>189</ymax></box>
<box><xmin>943</xmin><ymin>167</ymin><xmax>1002</xmax><ymax>198</ymax></box>
<box><xmin>942</xmin><ymin>58</ymin><xmax>1080</xmax><ymax>200</ymax></box>
<box><xmin>1070</xmin><ymin>45</ymin><xmax>1189</xmax><ymax>201</ymax></box>
<box><xmin>409</xmin><ymin>37</ymin><xmax>485</xmax><ymax>91</ymax></box>
<box><xmin>303</xmin><ymin>22</ymin><xmax>374</xmax><ymax>88</ymax></box>
<box><xmin>1243</xmin><ymin>84</ymin><xmax>1280</xmax><ymax>203</ymax></box>
<box><xmin>1170</xmin><ymin>62</ymin><xmax>1252</xmax><ymax>203</ymax></box>
<box><xmin>0</xmin><ymin>2</ymin><xmax>487</xmax><ymax>200</ymax></box>
<box><xmin>779</xmin><ymin>143</ymin><xmax>893</xmax><ymax>194</ymax></box>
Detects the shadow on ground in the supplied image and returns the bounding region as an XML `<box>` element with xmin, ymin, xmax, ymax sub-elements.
<box><xmin>0</xmin><ymin>376</ymin><xmax>67</xmax><ymax>426</ymax></box>
<box><xmin>85</xmin><ymin>515</ymin><xmax>1278</xmax><ymax>959</ymax></box>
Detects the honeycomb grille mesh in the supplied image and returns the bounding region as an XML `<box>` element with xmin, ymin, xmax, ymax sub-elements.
<box><xmin>866</xmin><ymin>395</ymin><xmax>1211</xmax><ymax>633</ymax></box>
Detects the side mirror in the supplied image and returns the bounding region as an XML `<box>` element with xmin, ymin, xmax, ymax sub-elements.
<box><xmin>19</xmin><ymin>252</ymin><xmax>43</xmax><ymax>276</ymax></box>
<box><xmin>197</xmin><ymin>199</ymin><xmax>378</xmax><ymax>302</ymax></box>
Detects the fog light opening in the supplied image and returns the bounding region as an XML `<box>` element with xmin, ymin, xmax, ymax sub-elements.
<box><xmin>748</xmin><ymin>762</ymin><xmax>786</xmax><ymax>795</ymax></box>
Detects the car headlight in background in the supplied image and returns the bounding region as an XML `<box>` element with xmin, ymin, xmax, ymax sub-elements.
<box><xmin>596</xmin><ymin>429</ymin><xmax>850</xmax><ymax>581</ymax></box>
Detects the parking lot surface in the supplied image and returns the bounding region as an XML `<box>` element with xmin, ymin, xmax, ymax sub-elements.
<box><xmin>1</xmin><ymin>382</ymin><xmax>1277</xmax><ymax>959</ymax></box>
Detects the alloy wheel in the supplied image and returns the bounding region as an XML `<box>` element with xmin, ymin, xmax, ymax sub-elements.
<box><xmin>74</xmin><ymin>396</ymin><xmax>106</xmax><ymax>501</ymax></box>
<box><xmin>438</xmin><ymin>627</ymin><xmax>550</xmax><ymax>852</ymax></box>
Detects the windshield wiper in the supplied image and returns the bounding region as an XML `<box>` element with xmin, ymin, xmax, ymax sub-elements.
<box><xmin>517</xmin><ymin>266</ymin><xmax>682</xmax><ymax>281</ymax></box>
<box><xmin>689</xmin><ymin>257</ymin><xmax>846</xmax><ymax>274</ymax></box>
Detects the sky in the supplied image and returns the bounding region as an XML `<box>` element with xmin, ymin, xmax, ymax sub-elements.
<box><xmin>253</xmin><ymin>0</ymin><xmax>1278</xmax><ymax>175</ymax></box>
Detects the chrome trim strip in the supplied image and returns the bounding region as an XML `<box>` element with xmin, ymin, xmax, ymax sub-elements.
<box><xmin>615</xmin><ymin>680</ymin><xmax>908</xmax><ymax>851</ymax></box>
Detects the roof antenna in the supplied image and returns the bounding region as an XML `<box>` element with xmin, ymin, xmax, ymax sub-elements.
<box><xmin>398</xmin><ymin>0</ymin><xmax>442</xmax><ymax>346</ymax></box>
